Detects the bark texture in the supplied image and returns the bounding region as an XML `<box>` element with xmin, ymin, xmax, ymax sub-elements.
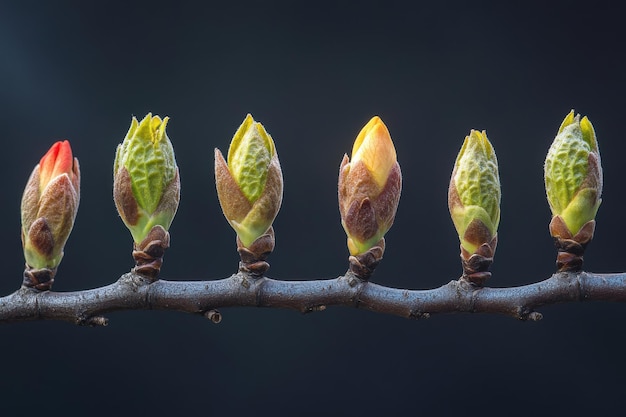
<box><xmin>1</xmin><ymin>270</ymin><xmax>625</xmax><ymax>325</ymax></box>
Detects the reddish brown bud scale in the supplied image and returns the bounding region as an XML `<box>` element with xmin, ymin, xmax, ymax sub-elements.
<box><xmin>214</xmin><ymin>148</ymin><xmax>253</xmax><ymax>223</ymax></box>
<box><xmin>26</xmin><ymin>218</ymin><xmax>54</xmax><ymax>257</ymax></box>
<box><xmin>113</xmin><ymin>167</ymin><xmax>140</xmax><ymax>226</ymax></box>
<box><xmin>370</xmin><ymin>162</ymin><xmax>402</xmax><ymax>230</ymax></box>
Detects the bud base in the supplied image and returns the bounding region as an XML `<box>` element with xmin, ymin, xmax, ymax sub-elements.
<box><xmin>460</xmin><ymin>235</ymin><xmax>497</xmax><ymax>286</ymax></box>
<box><xmin>23</xmin><ymin>265</ymin><xmax>57</xmax><ymax>291</ymax></box>
<box><xmin>348</xmin><ymin>238</ymin><xmax>385</xmax><ymax>280</ymax></box>
<box><xmin>550</xmin><ymin>216</ymin><xmax>595</xmax><ymax>272</ymax></box>
<box><xmin>132</xmin><ymin>225</ymin><xmax>170</xmax><ymax>281</ymax></box>
<box><xmin>237</xmin><ymin>227</ymin><xmax>275</xmax><ymax>277</ymax></box>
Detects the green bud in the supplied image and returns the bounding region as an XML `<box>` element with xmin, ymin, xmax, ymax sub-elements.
<box><xmin>215</xmin><ymin>114</ymin><xmax>283</xmax><ymax>248</ymax></box>
<box><xmin>113</xmin><ymin>113</ymin><xmax>180</xmax><ymax>244</ymax></box>
<box><xmin>544</xmin><ymin>110</ymin><xmax>602</xmax><ymax>236</ymax></box>
<box><xmin>448</xmin><ymin>130</ymin><xmax>500</xmax><ymax>255</ymax></box>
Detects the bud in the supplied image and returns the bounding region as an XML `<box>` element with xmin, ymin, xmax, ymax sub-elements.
<box><xmin>113</xmin><ymin>113</ymin><xmax>180</xmax><ymax>244</ymax></box>
<box><xmin>448</xmin><ymin>130</ymin><xmax>500</xmax><ymax>284</ymax></box>
<box><xmin>215</xmin><ymin>114</ymin><xmax>283</xmax><ymax>262</ymax></box>
<box><xmin>338</xmin><ymin>116</ymin><xmax>401</xmax><ymax>277</ymax></box>
<box><xmin>544</xmin><ymin>110</ymin><xmax>602</xmax><ymax>271</ymax></box>
<box><xmin>21</xmin><ymin>140</ymin><xmax>80</xmax><ymax>289</ymax></box>
<box><xmin>545</xmin><ymin>110</ymin><xmax>602</xmax><ymax>236</ymax></box>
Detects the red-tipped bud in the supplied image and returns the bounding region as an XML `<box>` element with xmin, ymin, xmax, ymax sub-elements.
<box><xmin>21</xmin><ymin>140</ymin><xmax>80</xmax><ymax>288</ymax></box>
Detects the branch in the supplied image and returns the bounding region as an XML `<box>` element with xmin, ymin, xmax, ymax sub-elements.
<box><xmin>2</xmin><ymin>270</ymin><xmax>626</xmax><ymax>326</ymax></box>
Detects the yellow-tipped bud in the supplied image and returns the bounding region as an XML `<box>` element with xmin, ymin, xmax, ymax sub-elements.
<box><xmin>338</xmin><ymin>116</ymin><xmax>402</xmax><ymax>256</ymax></box>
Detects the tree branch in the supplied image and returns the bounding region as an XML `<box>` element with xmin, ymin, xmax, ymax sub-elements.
<box><xmin>2</xmin><ymin>270</ymin><xmax>626</xmax><ymax>325</ymax></box>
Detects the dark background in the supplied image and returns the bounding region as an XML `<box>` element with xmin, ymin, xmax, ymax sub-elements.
<box><xmin>1</xmin><ymin>1</ymin><xmax>625</xmax><ymax>415</ymax></box>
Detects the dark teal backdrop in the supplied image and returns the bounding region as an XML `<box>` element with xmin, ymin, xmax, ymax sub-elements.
<box><xmin>1</xmin><ymin>1</ymin><xmax>625</xmax><ymax>415</ymax></box>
